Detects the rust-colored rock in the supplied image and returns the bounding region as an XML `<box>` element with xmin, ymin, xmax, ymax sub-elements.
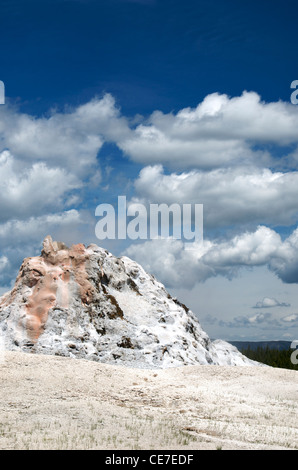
<box><xmin>1</xmin><ymin>236</ymin><xmax>96</xmax><ymax>343</ymax></box>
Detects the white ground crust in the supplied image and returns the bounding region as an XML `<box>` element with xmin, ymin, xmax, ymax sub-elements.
<box><xmin>0</xmin><ymin>351</ymin><xmax>296</xmax><ymax>450</ymax></box>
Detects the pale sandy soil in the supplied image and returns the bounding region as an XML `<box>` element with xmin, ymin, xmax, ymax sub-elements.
<box><xmin>0</xmin><ymin>351</ymin><xmax>297</xmax><ymax>450</ymax></box>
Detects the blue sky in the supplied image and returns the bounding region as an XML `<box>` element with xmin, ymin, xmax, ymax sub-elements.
<box><xmin>2</xmin><ymin>0</ymin><xmax>297</xmax><ymax>112</ymax></box>
<box><xmin>1</xmin><ymin>0</ymin><xmax>298</xmax><ymax>342</ymax></box>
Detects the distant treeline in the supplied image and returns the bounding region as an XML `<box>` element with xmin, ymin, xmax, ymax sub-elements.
<box><xmin>240</xmin><ymin>345</ymin><xmax>298</xmax><ymax>371</ymax></box>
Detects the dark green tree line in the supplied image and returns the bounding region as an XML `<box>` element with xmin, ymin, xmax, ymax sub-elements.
<box><xmin>240</xmin><ymin>346</ymin><xmax>298</xmax><ymax>370</ymax></box>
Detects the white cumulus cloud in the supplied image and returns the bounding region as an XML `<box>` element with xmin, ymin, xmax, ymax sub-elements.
<box><xmin>281</xmin><ymin>314</ymin><xmax>298</xmax><ymax>323</ymax></box>
<box><xmin>132</xmin><ymin>164</ymin><xmax>298</xmax><ymax>229</ymax></box>
<box><xmin>0</xmin><ymin>151</ymin><xmax>81</xmax><ymax>223</ymax></box>
<box><xmin>0</xmin><ymin>94</ymin><xmax>130</xmax><ymax>177</ymax></box>
<box><xmin>119</xmin><ymin>91</ymin><xmax>298</xmax><ymax>169</ymax></box>
<box><xmin>125</xmin><ymin>226</ymin><xmax>298</xmax><ymax>288</ymax></box>
<box><xmin>253</xmin><ymin>297</ymin><xmax>290</xmax><ymax>309</ymax></box>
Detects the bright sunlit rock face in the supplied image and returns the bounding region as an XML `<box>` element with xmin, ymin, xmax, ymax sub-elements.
<box><xmin>0</xmin><ymin>236</ymin><xmax>259</xmax><ymax>368</ymax></box>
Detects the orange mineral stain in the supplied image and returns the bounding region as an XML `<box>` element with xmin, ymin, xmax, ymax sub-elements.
<box><xmin>24</xmin><ymin>261</ymin><xmax>63</xmax><ymax>342</ymax></box>
<box><xmin>69</xmin><ymin>243</ymin><xmax>96</xmax><ymax>305</ymax></box>
<box><xmin>13</xmin><ymin>236</ymin><xmax>98</xmax><ymax>343</ymax></box>
<box><xmin>0</xmin><ymin>236</ymin><xmax>99</xmax><ymax>344</ymax></box>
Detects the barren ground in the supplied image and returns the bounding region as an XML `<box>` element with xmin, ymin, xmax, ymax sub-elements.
<box><xmin>0</xmin><ymin>351</ymin><xmax>297</xmax><ymax>450</ymax></box>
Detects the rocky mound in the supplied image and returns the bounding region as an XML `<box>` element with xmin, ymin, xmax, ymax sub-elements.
<box><xmin>0</xmin><ymin>236</ymin><xmax>258</xmax><ymax>368</ymax></box>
